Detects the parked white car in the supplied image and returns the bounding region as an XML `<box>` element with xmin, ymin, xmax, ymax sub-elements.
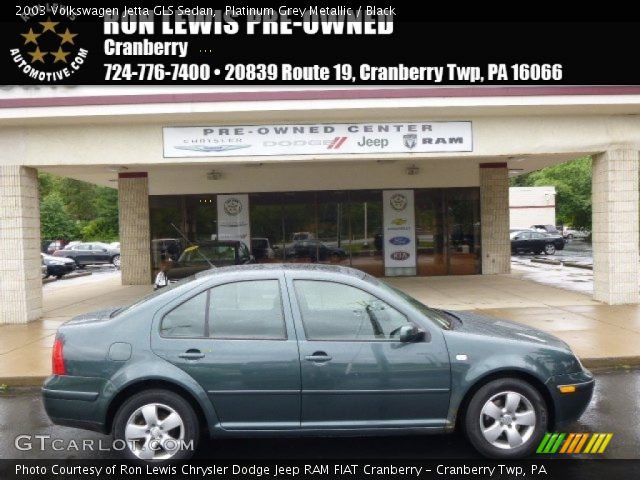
<box><xmin>563</xmin><ymin>227</ymin><xmax>590</xmax><ymax>239</ymax></box>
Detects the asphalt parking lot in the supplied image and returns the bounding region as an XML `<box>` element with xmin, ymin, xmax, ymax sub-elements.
<box><xmin>1</xmin><ymin>367</ymin><xmax>637</xmax><ymax>460</ymax></box>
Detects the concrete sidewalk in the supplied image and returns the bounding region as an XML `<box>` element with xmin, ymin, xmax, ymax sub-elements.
<box><xmin>1</xmin><ymin>272</ymin><xmax>640</xmax><ymax>385</ymax></box>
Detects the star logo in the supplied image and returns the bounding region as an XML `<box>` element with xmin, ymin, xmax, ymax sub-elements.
<box><xmin>21</xmin><ymin>28</ymin><xmax>40</xmax><ymax>46</ymax></box>
<box><xmin>57</xmin><ymin>28</ymin><xmax>77</xmax><ymax>46</ymax></box>
<box><xmin>39</xmin><ymin>17</ymin><xmax>59</xmax><ymax>33</ymax></box>
<box><xmin>27</xmin><ymin>46</ymin><xmax>47</xmax><ymax>63</ymax></box>
<box><xmin>49</xmin><ymin>47</ymin><xmax>70</xmax><ymax>63</ymax></box>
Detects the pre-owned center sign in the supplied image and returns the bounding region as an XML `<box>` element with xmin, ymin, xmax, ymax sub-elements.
<box><xmin>163</xmin><ymin>122</ymin><xmax>473</xmax><ymax>157</ymax></box>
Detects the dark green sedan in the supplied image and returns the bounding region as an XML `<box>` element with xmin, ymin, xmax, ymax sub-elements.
<box><xmin>42</xmin><ymin>264</ymin><xmax>594</xmax><ymax>461</ymax></box>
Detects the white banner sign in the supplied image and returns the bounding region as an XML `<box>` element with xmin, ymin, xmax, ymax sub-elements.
<box><xmin>383</xmin><ymin>190</ymin><xmax>417</xmax><ymax>275</ymax></box>
<box><xmin>163</xmin><ymin>122</ymin><xmax>472</xmax><ymax>157</ymax></box>
<box><xmin>217</xmin><ymin>194</ymin><xmax>250</xmax><ymax>250</ymax></box>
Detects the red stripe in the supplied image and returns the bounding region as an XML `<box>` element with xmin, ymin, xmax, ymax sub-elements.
<box><xmin>327</xmin><ymin>137</ymin><xmax>338</xmax><ymax>149</ymax></box>
<box><xmin>2</xmin><ymin>86</ymin><xmax>640</xmax><ymax>109</ymax></box>
<box><xmin>335</xmin><ymin>137</ymin><xmax>348</xmax><ymax>148</ymax></box>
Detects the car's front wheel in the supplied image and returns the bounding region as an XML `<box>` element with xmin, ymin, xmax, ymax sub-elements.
<box><xmin>113</xmin><ymin>389</ymin><xmax>199</xmax><ymax>461</ymax></box>
<box><xmin>112</xmin><ymin>254</ymin><xmax>121</xmax><ymax>268</ymax></box>
<box><xmin>464</xmin><ymin>378</ymin><xmax>547</xmax><ymax>459</ymax></box>
<box><xmin>544</xmin><ymin>244</ymin><xmax>556</xmax><ymax>255</ymax></box>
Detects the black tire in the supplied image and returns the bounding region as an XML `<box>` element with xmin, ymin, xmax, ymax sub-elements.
<box><xmin>464</xmin><ymin>378</ymin><xmax>548</xmax><ymax>459</ymax></box>
<box><xmin>113</xmin><ymin>389</ymin><xmax>199</xmax><ymax>461</ymax></box>
<box><xmin>55</xmin><ymin>275</ymin><xmax>63</xmax><ymax>279</ymax></box>
<box><xmin>544</xmin><ymin>244</ymin><xmax>556</xmax><ymax>255</ymax></box>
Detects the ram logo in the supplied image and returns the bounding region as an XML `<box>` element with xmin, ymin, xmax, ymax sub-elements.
<box><xmin>390</xmin><ymin>251</ymin><xmax>411</xmax><ymax>261</ymax></box>
<box><xmin>389</xmin><ymin>236</ymin><xmax>411</xmax><ymax>246</ymax></box>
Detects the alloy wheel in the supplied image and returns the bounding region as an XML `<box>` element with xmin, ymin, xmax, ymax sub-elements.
<box><xmin>112</xmin><ymin>255</ymin><xmax>121</xmax><ymax>267</ymax></box>
<box><xmin>124</xmin><ymin>402</ymin><xmax>185</xmax><ymax>460</ymax></box>
<box><xmin>479</xmin><ymin>391</ymin><xmax>537</xmax><ymax>450</ymax></box>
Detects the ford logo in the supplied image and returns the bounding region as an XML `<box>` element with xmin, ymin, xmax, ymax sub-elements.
<box><xmin>390</xmin><ymin>251</ymin><xmax>411</xmax><ymax>261</ymax></box>
<box><xmin>389</xmin><ymin>236</ymin><xmax>411</xmax><ymax>246</ymax></box>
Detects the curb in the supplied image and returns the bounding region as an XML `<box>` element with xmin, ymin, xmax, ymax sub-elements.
<box><xmin>1</xmin><ymin>357</ymin><xmax>640</xmax><ymax>387</ymax></box>
<box><xmin>43</xmin><ymin>271</ymin><xmax>92</xmax><ymax>284</ymax></box>
<box><xmin>581</xmin><ymin>356</ymin><xmax>640</xmax><ymax>370</ymax></box>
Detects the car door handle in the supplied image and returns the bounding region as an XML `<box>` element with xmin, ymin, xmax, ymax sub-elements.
<box><xmin>178</xmin><ymin>349</ymin><xmax>205</xmax><ymax>360</ymax></box>
<box><xmin>305</xmin><ymin>352</ymin><xmax>332</xmax><ymax>363</ymax></box>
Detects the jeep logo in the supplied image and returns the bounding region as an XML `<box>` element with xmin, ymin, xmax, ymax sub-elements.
<box><xmin>357</xmin><ymin>136</ymin><xmax>389</xmax><ymax>148</ymax></box>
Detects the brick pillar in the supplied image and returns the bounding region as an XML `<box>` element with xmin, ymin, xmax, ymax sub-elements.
<box><xmin>592</xmin><ymin>150</ymin><xmax>639</xmax><ymax>304</ymax></box>
<box><xmin>480</xmin><ymin>163</ymin><xmax>511</xmax><ymax>274</ymax></box>
<box><xmin>118</xmin><ymin>172</ymin><xmax>151</xmax><ymax>285</ymax></box>
<box><xmin>0</xmin><ymin>166</ymin><xmax>42</xmax><ymax>324</ymax></box>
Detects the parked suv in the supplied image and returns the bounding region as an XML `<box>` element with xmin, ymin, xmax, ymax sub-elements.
<box><xmin>43</xmin><ymin>265</ymin><xmax>593</xmax><ymax>461</ymax></box>
<box><xmin>53</xmin><ymin>242</ymin><xmax>120</xmax><ymax>268</ymax></box>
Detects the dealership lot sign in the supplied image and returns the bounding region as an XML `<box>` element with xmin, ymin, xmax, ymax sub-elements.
<box><xmin>383</xmin><ymin>190</ymin><xmax>417</xmax><ymax>276</ymax></box>
<box><xmin>163</xmin><ymin>122</ymin><xmax>472</xmax><ymax>157</ymax></box>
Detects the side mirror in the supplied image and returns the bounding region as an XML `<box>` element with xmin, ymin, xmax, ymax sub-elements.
<box><xmin>399</xmin><ymin>324</ymin><xmax>425</xmax><ymax>343</ymax></box>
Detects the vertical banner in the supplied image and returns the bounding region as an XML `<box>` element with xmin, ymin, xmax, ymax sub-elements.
<box><xmin>383</xmin><ymin>190</ymin><xmax>417</xmax><ymax>276</ymax></box>
<box><xmin>217</xmin><ymin>194</ymin><xmax>250</xmax><ymax>250</ymax></box>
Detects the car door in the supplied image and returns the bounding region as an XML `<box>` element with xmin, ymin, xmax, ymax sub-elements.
<box><xmin>286</xmin><ymin>273</ymin><xmax>451</xmax><ymax>429</ymax></box>
<box><xmin>513</xmin><ymin>232</ymin><xmax>531</xmax><ymax>252</ymax></box>
<box><xmin>531</xmin><ymin>232</ymin><xmax>546</xmax><ymax>251</ymax></box>
<box><xmin>91</xmin><ymin>244</ymin><xmax>110</xmax><ymax>263</ymax></box>
<box><xmin>74</xmin><ymin>244</ymin><xmax>93</xmax><ymax>264</ymax></box>
<box><xmin>151</xmin><ymin>273</ymin><xmax>301</xmax><ymax>430</ymax></box>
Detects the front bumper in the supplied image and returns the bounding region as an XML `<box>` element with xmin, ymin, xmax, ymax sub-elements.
<box><xmin>546</xmin><ymin>369</ymin><xmax>595</xmax><ymax>427</ymax></box>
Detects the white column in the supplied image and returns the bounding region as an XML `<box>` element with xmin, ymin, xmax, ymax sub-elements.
<box><xmin>0</xmin><ymin>166</ymin><xmax>42</xmax><ymax>324</ymax></box>
<box><xmin>480</xmin><ymin>163</ymin><xmax>511</xmax><ymax>274</ymax></box>
<box><xmin>592</xmin><ymin>150</ymin><xmax>639</xmax><ymax>304</ymax></box>
<box><xmin>118</xmin><ymin>173</ymin><xmax>151</xmax><ymax>285</ymax></box>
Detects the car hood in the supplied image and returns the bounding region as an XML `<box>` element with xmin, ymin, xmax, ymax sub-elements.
<box><xmin>63</xmin><ymin>307</ymin><xmax>121</xmax><ymax>325</ymax></box>
<box><xmin>446</xmin><ymin>310</ymin><xmax>569</xmax><ymax>350</ymax></box>
<box><xmin>44</xmin><ymin>256</ymin><xmax>75</xmax><ymax>264</ymax></box>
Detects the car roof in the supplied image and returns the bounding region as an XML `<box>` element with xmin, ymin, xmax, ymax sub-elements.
<box><xmin>195</xmin><ymin>263</ymin><xmax>370</xmax><ymax>281</ymax></box>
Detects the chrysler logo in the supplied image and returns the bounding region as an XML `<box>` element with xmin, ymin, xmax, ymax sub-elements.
<box><xmin>403</xmin><ymin>134</ymin><xmax>417</xmax><ymax>149</ymax></box>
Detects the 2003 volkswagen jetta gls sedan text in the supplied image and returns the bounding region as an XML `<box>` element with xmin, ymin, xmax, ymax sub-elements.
<box><xmin>42</xmin><ymin>264</ymin><xmax>594</xmax><ymax>461</ymax></box>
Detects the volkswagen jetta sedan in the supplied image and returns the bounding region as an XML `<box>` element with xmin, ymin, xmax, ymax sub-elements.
<box><xmin>42</xmin><ymin>264</ymin><xmax>593</xmax><ymax>461</ymax></box>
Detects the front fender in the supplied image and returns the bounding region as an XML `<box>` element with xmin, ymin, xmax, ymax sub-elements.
<box><xmin>444</xmin><ymin>342</ymin><xmax>556</xmax><ymax>425</ymax></box>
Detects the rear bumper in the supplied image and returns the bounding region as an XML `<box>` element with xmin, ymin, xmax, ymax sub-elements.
<box><xmin>546</xmin><ymin>370</ymin><xmax>595</xmax><ymax>427</ymax></box>
<box><xmin>42</xmin><ymin>375</ymin><xmax>110</xmax><ymax>434</ymax></box>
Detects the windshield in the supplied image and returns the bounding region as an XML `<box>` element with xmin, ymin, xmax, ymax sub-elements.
<box><xmin>111</xmin><ymin>274</ymin><xmax>198</xmax><ymax>317</ymax></box>
<box><xmin>377</xmin><ymin>281</ymin><xmax>452</xmax><ymax>330</ymax></box>
<box><xmin>178</xmin><ymin>245</ymin><xmax>235</xmax><ymax>263</ymax></box>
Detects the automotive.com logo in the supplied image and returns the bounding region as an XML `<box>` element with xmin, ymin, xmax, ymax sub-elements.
<box><xmin>10</xmin><ymin>12</ymin><xmax>88</xmax><ymax>82</ymax></box>
<box><xmin>536</xmin><ymin>432</ymin><xmax>613</xmax><ymax>454</ymax></box>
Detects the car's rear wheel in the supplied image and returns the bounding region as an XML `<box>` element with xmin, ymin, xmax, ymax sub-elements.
<box><xmin>112</xmin><ymin>254</ymin><xmax>121</xmax><ymax>268</ymax></box>
<box><xmin>544</xmin><ymin>244</ymin><xmax>556</xmax><ymax>255</ymax></box>
<box><xmin>464</xmin><ymin>378</ymin><xmax>547</xmax><ymax>459</ymax></box>
<box><xmin>113</xmin><ymin>389</ymin><xmax>199</xmax><ymax>461</ymax></box>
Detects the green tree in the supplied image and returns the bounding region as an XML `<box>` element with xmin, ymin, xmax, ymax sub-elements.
<box><xmin>511</xmin><ymin>157</ymin><xmax>592</xmax><ymax>229</ymax></box>
<box><xmin>40</xmin><ymin>192</ymin><xmax>78</xmax><ymax>240</ymax></box>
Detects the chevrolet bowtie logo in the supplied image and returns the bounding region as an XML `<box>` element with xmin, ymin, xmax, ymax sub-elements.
<box><xmin>20</xmin><ymin>17</ymin><xmax>78</xmax><ymax>64</ymax></box>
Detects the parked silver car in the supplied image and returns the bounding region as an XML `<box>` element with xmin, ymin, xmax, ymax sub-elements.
<box><xmin>53</xmin><ymin>242</ymin><xmax>120</xmax><ymax>268</ymax></box>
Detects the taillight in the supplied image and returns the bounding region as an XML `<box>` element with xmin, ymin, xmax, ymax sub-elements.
<box><xmin>52</xmin><ymin>338</ymin><xmax>66</xmax><ymax>375</ymax></box>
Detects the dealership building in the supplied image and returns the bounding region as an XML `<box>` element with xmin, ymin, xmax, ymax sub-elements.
<box><xmin>1</xmin><ymin>86</ymin><xmax>640</xmax><ymax>324</ymax></box>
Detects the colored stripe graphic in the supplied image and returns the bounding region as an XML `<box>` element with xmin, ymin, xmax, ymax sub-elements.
<box><xmin>537</xmin><ymin>433</ymin><xmax>613</xmax><ymax>454</ymax></box>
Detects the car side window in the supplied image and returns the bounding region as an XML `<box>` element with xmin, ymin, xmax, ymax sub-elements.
<box><xmin>160</xmin><ymin>291</ymin><xmax>207</xmax><ymax>337</ymax></box>
<box><xmin>294</xmin><ymin>280</ymin><xmax>409</xmax><ymax>341</ymax></box>
<box><xmin>209</xmin><ymin>280</ymin><xmax>285</xmax><ymax>339</ymax></box>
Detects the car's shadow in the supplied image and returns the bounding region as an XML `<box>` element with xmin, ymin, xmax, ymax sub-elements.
<box><xmin>195</xmin><ymin>433</ymin><xmax>479</xmax><ymax>459</ymax></box>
